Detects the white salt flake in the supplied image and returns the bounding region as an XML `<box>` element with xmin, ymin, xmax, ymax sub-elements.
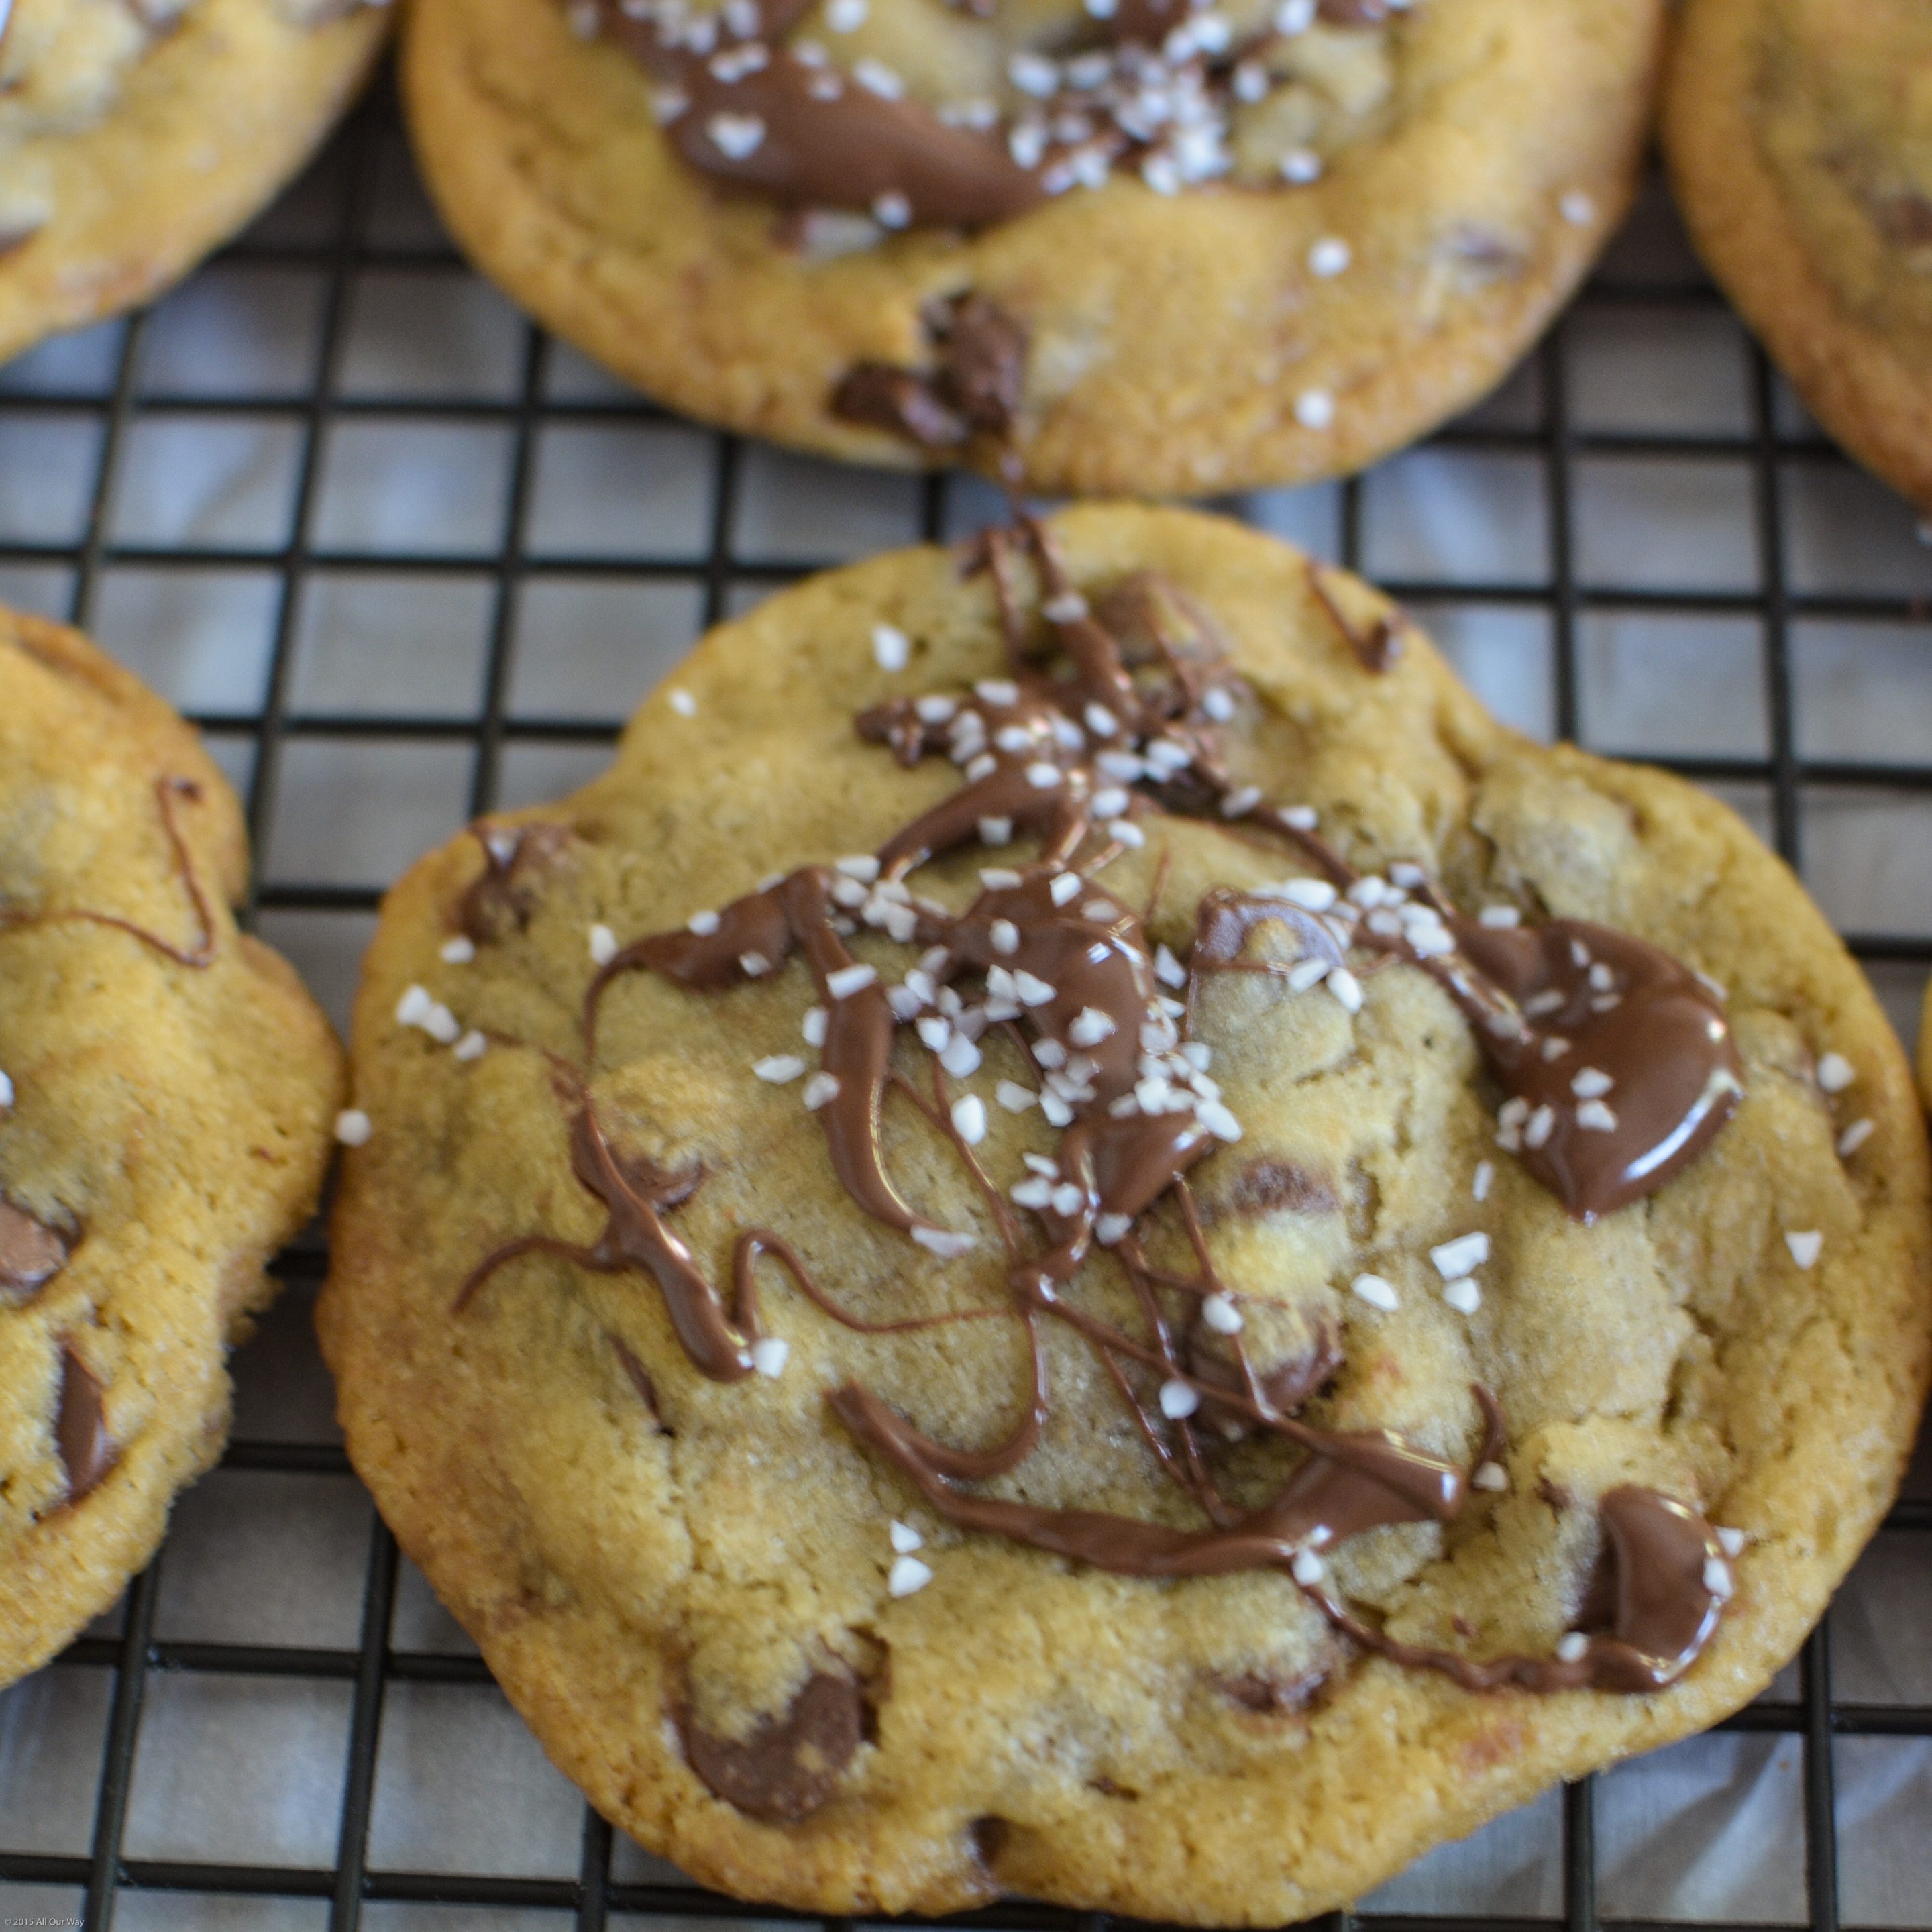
<box><xmin>802</xmin><ymin>1071</ymin><xmax>841</xmax><ymax>1110</ymax></box>
<box><xmin>1014</xmin><ymin>971</ymin><xmax>1056</xmax><ymax>1007</ymax></box>
<box><xmin>951</xmin><ymin>1095</ymin><xmax>988</xmax><ymax>1145</ymax></box>
<box><xmin>1049</xmin><ymin>871</ymin><xmax>1082</xmax><ymax>906</ymax></box>
<box><xmin>1159</xmin><ymin>1379</ymin><xmax>1201</xmax><ymax>1419</ymax></box>
<box><xmin>1095</xmin><ymin>1212</ymin><xmax>1133</xmax><ymax>1245</ymax></box>
<box><xmin>423</xmin><ymin>1003</ymin><xmax>460</xmax><ymax>1044</ymax></box>
<box><xmin>888</xmin><ymin>1554</ymin><xmax>933</xmax><ymax>1597</ymax></box>
<box><xmin>890</xmin><ymin>1520</ymin><xmax>923</xmax><ymax>1554</ymax></box>
<box><xmin>802</xmin><ymin>1006</ymin><xmax>828</xmax><ymax>1046</ymax></box>
<box><xmin>1837</xmin><ymin>1118</ymin><xmax>1875</xmax><ymax>1158</ymax></box>
<box><xmin>705</xmin><ymin>113</ymin><xmax>765</xmax><ymax>160</ymax></box>
<box><xmin>1472</xmin><ymin>1461</ymin><xmax>1509</xmax><ymax>1493</ymax></box>
<box><xmin>440</xmin><ymin>936</ymin><xmax>476</xmax><ymax>963</ymax></box>
<box><xmin>1816</xmin><ymin>1051</ymin><xmax>1855</xmax><ymax>1093</ymax></box>
<box><xmin>751</xmin><ymin>1336</ymin><xmax>790</xmax><ymax>1378</ymax></box>
<box><xmin>1202</xmin><ymin>1293</ymin><xmax>1243</xmax><ymax>1334</ymax></box>
<box><xmin>755</xmin><ymin>1055</ymin><xmax>806</xmax><ymax>1083</ymax></box>
<box><xmin>1441</xmin><ymin>1277</ymin><xmax>1481</xmax><ymax>1316</ymax></box>
<box><xmin>1291</xmin><ymin>1548</ymin><xmax>1326</xmax><ymax>1585</ymax></box>
<box><xmin>1068</xmin><ymin>1007</ymin><xmax>1116</xmax><ymax>1046</ymax></box>
<box><xmin>1294</xmin><ymin>389</ymin><xmax>1334</xmax><ymax>430</ymax></box>
<box><xmin>1560</xmin><ymin>189</ymin><xmax>1596</xmax><ymax>226</ymax></box>
<box><xmin>1785</xmin><ymin>1229</ymin><xmax>1823</xmax><ymax>1269</ymax></box>
<box><xmin>1556</xmin><ymin>1633</ymin><xmax>1590</xmax><ymax>1663</ymax></box>
<box><xmin>1350</xmin><ymin>1273</ymin><xmax>1398</xmax><ymax>1311</ymax></box>
<box><xmin>1703</xmin><ymin>1555</ymin><xmax>1734</xmax><ymax>1600</ymax></box>
<box><xmin>453</xmin><ymin>1030</ymin><xmax>488</xmax><ymax>1063</ymax></box>
<box><xmin>871</xmin><ymin>623</ymin><xmax>910</xmax><ymax>671</ymax></box>
<box><xmin>912</xmin><ymin>1226</ymin><xmax>974</xmax><ymax>1258</ymax></box>
<box><xmin>1472</xmin><ymin>1160</ymin><xmax>1495</xmax><ymax>1202</ymax></box>
<box><xmin>1437</xmin><ymin>1236</ymin><xmax>1491</xmax><ymax>1283</ymax></box>
<box><xmin>996</xmin><ymin>1080</ymin><xmax>1038</xmax><ymax>1113</ymax></box>
<box><xmin>667</xmin><ymin>687</ymin><xmax>697</xmax><ymax>716</ymax></box>
<box><xmin>395</xmin><ymin>983</ymin><xmax>433</xmax><ymax>1028</ymax></box>
<box><xmin>1575</xmin><ymin>1098</ymin><xmax>1618</xmax><ymax>1133</ymax></box>
<box><xmin>334</xmin><ymin>1108</ymin><xmax>372</xmax><ymax>1146</ymax></box>
<box><xmin>939</xmin><ymin>1034</ymin><xmax>983</xmax><ymax>1078</ymax></box>
<box><xmin>1478</xmin><ymin>904</ymin><xmax>1521</xmax><ymax>928</ymax></box>
<box><xmin>1570</xmin><ymin>1067</ymin><xmax>1613</xmax><ymax>1099</ymax></box>
<box><xmin>1308</xmin><ymin>236</ymin><xmax>1350</xmax><ymax>278</ymax></box>
<box><xmin>589</xmin><ymin>923</ymin><xmax>619</xmax><ymax>965</ymax></box>
<box><xmin>1716</xmin><ymin>1527</ymin><xmax>1748</xmax><ymax>1558</ymax></box>
<box><xmin>827</xmin><ymin>963</ymin><xmax>877</xmax><ymax>999</ymax></box>
<box><xmin>1327</xmin><ymin>968</ymin><xmax>1363</xmax><ymax>1014</ymax></box>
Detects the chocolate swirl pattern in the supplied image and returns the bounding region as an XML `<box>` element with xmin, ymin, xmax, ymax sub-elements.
<box><xmin>451</xmin><ymin>517</ymin><xmax>1745</xmax><ymax>1805</ymax></box>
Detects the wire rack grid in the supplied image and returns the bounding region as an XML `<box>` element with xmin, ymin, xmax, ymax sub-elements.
<box><xmin>1</xmin><ymin>76</ymin><xmax>1931</xmax><ymax>1932</ymax></box>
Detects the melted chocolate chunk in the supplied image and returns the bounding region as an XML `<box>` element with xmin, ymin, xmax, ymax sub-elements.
<box><xmin>681</xmin><ymin>1671</ymin><xmax>862</xmax><ymax>1822</ymax></box>
<box><xmin>833</xmin><ymin>292</ymin><xmax>1028</xmax><ymax>452</ymax></box>
<box><xmin>459</xmin><ymin>824</ymin><xmax>574</xmax><ymax>945</ymax></box>
<box><xmin>594</xmin><ymin>0</ymin><xmax>1040</xmax><ymax>231</ymax></box>
<box><xmin>1873</xmin><ymin>189</ymin><xmax>1932</xmax><ymax>248</ymax></box>
<box><xmin>56</xmin><ymin>1345</ymin><xmax>117</xmax><ymax>1503</ymax></box>
<box><xmin>0</xmin><ymin>1199</ymin><xmax>70</xmax><ymax>1305</ymax></box>
<box><xmin>1452</xmin><ymin>916</ymin><xmax>1744</xmax><ymax>1222</ymax></box>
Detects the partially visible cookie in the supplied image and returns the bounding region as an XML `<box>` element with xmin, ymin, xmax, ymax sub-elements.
<box><xmin>0</xmin><ymin>605</ymin><xmax>344</xmax><ymax>1690</ymax></box>
<box><xmin>0</xmin><ymin>0</ymin><xmax>390</xmax><ymax>368</ymax></box>
<box><xmin>320</xmin><ymin>504</ymin><xmax>1929</xmax><ymax>1920</ymax></box>
<box><xmin>402</xmin><ymin>0</ymin><xmax>1662</xmax><ymax>496</ymax></box>
<box><xmin>1664</xmin><ymin>0</ymin><xmax>1932</xmax><ymax>512</ymax></box>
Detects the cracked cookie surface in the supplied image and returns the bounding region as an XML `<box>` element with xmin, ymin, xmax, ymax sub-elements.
<box><xmin>320</xmin><ymin>504</ymin><xmax>1929</xmax><ymax>1920</ymax></box>
<box><xmin>1665</xmin><ymin>0</ymin><xmax>1932</xmax><ymax>512</ymax></box>
<box><xmin>0</xmin><ymin>604</ymin><xmax>344</xmax><ymax>1689</ymax></box>
<box><xmin>0</xmin><ymin>0</ymin><xmax>388</xmax><ymax>366</ymax></box>
<box><xmin>400</xmin><ymin>0</ymin><xmax>1662</xmax><ymax>495</ymax></box>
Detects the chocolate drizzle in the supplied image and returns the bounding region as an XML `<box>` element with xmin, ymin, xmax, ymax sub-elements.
<box><xmin>453</xmin><ymin>517</ymin><xmax>1743</xmax><ymax>1793</ymax></box>
<box><xmin>0</xmin><ymin>776</ymin><xmax>218</xmax><ymax>969</ymax></box>
<box><xmin>0</xmin><ymin>1199</ymin><xmax>69</xmax><ymax>1306</ymax></box>
<box><xmin>458</xmin><ymin>824</ymin><xmax>576</xmax><ymax>945</ymax></box>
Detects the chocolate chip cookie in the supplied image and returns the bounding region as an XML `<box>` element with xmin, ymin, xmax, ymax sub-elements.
<box><xmin>1665</xmin><ymin>0</ymin><xmax>1932</xmax><ymax>513</ymax></box>
<box><xmin>401</xmin><ymin>0</ymin><xmax>1662</xmax><ymax>495</ymax></box>
<box><xmin>0</xmin><ymin>604</ymin><xmax>344</xmax><ymax>1690</ymax></box>
<box><xmin>319</xmin><ymin>504</ymin><xmax>1930</xmax><ymax>1918</ymax></box>
<box><xmin>0</xmin><ymin>0</ymin><xmax>389</xmax><ymax>368</ymax></box>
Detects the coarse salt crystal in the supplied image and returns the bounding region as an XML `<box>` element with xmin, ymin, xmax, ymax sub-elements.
<box><xmin>1159</xmin><ymin>1379</ymin><xmax>1200</xmax><ymax>1419</ymax></box>
<box><xmin>1202</xmin><ymin>1293</ymin><xmax>1243</xmax><ymax>1334</ymax></box>
<box><xmin>1351</xmin><ymin>1273</ymin><xmax>1398</xmax><ymax>1311</ymax></box>
<box><xmin>888</xmin><ymin>1554</ymin><xmax>933</xmax><ymax>1596</ymax></box>
<box><xmin>334</xmin><ymin>1108</ymin><xmax>372</xmax><ymax>1146</ymax></box>
<box><xmin>1785</xmin><ymin>1229</ymin><xmax>1823</xmax><ymax>1269</ymax></box>
<box><xmin>755</xmin><ymin>1055</ymin><xmax>806</xmax><ymax>1083</ymax></box>
<box><xmin>751</xmin><ymin>1336</ymin><xmax>790</xmax><ymax>1377</ymax></box>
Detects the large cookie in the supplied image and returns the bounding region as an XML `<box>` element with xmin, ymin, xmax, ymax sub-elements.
<box><xmin>0</xmin><ymin>606</ymin><xmax>344</xmax><ymax>1688</ymax></box>
<box><xmin>319</xmin><ymin>505</ymin><xmax>1930</xmax><ymax>1919</ymax></box>
<box><xmin>400</xmin><ymin>0</ymin><xmax>1662</xmax><ymax>496</ymax></box>
<box><xmin>0</xmin><ymin>0</ymin><xmax>389</xmax><ymax>368</ymax></box>
<box><xmin>1664</xmin><ymin>0</ymin><xmax>1932</xmax><ymax>513</ymax></box>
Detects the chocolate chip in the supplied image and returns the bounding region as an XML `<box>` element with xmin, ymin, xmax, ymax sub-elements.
<box><xmin>1187</xmin><ymin>1321</ymin><xmax>1342</xmax><ymax>1435</ymax></box>
<box><xmin>831</xmin><ymin>364</ymin><xmax>970</xmax><ymax>451</ymax></box>
<box><xmin>926</xmin><ymin>292</ymin><xmax>1026</xmax><ymax>437</ymax></box>
<box><xmin>830</xmin><ymin>292</ymin><xmax>1027</xmax><ymax>451</ymax></box>
<box><xmin>0</xmin><ymin>1199</ymin><xmax>70</xmax><ymax>1305</ymax></box>
<box><xmin>969</xmin><ymin>1815</ymin><xmax>1012</xmax><ymax>1868</ymax></box>
<box><xmin>458</xmin><ymin>823</ymin><xmax>574</xmax><ymax>944</ymax></box>
<box><xmin>1875</xmin><ymin>190</ymin><xmax>1932</xmax><ymax>247</ymax></box>
<box><xmin>1223</xmin><ymin>1157</ymin><xmax>1338</xmax><ymax>1218</ymax></box>
<box><xmin>681</xmin><ymin>1671</ymin><xmax>862</xmax><ymax>1823</ymax></box>
<box><xmin>56</xmin><ymin>1345</ymin><xmax>117</xmax><ymax>1503</ymax></box>
<box><xmin>1218</xmin><ymin>1662</ymin><xmax>1330</xmax><ymax>1715</ymax></box>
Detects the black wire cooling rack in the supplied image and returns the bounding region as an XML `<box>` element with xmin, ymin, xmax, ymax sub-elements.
<box><xmin>2</xmin><ymin>76</ymin><xmax>1930</xmax><ymax>1932</ymax></box>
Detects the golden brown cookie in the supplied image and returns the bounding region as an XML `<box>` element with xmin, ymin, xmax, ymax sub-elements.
<box><xmin>401</xmin><ymin>0</ymin><xmax>1663</xmax><ymax>496</ymax></box>
<box><xmin>319</xmin><ymin>504</ymin><xmax>1929</xmax><ymax>1919</ymax></box>
<box><xmin>1664</xmin><ymin>0</ymin><xmax>1932</xmax><ymax>513</ymax></box>
<box><xmin>0</xmin><ymin>605</ymin><xmax>345</xmax><ymax>1690</ymax></box>
<box><xmin>0</xmin><ymin>0</ymin><xmax>390</xmax><ymax>368</ymax></box>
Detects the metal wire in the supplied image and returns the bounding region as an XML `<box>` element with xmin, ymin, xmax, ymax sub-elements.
<box><xmin>1</xmin><ymin>78</ymin><xmax>1928</xmax><ymax>1932</ymax></box>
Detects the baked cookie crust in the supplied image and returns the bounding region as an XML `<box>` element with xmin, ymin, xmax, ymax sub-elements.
<box><xmin>401</xmin><ymin>0</ymin><xmax>1663</xmax><ymax>496</ymax></box>
<box><xmin>1664</xmin><ymin>0</ymin><xmax>1932</xmax><ymax>513</ymax></box>
<box><xmin>0</xmin><ymin>0</ymin><xmax>389</xmax><ymax>368</ymax></box>
<box><xmin>319</xmin><ymin>504</ymin><xmax>1929</xmax><ymax>1920</ymax></box>
<box><xmin>0</xmin><ymin>606</ymin><xmax>345</xmax><ymax>1689</ymax></box>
